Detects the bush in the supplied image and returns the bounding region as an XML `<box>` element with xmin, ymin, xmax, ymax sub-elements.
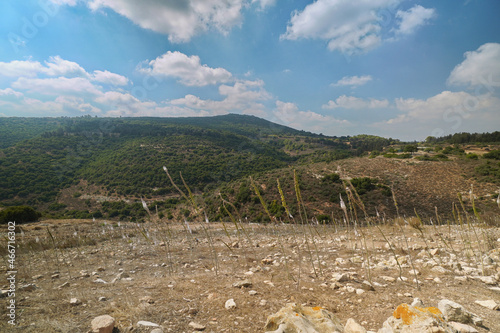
<box><xmin>484</xmin><ymin>149</ymin><xmax>500</xmax><ymax>160</ymax></box>
<box><xmin>0</xmin><ymin>206</ymin><xmax>42</xmax><ymax>224</ymax></box>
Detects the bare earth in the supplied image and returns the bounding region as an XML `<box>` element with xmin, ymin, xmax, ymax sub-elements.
<box><xmin>1</xmin><ymin>218</ymin><xmax>499</xmax><ymax>332</ymax></box>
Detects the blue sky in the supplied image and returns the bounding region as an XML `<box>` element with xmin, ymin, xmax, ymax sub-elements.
<box><xmin>0</xmin><ymin>0</ymin><xmax>499</xmax><ymax>140</ymax></box>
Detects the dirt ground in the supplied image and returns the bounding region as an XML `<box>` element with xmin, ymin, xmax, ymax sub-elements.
<box><xmin>1</xmin><ymin>218</ymin><xmax>500</xmax><ymax>332</ymax></box>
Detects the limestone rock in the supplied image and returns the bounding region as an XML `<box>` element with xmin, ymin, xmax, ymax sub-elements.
<box><xmin>378</xmin><ymin>303</ymin><xmax>447</xmax><ymax>333</ymax></box>
<box><xmin>233</xmin><ymin>279</ymin><xmax>252</xmax><ymax>288</ymax></box>
<box><xmin>70</xmin><ymin>298</ymin><xmax>81</xmax><ymax>306</ymax></box>
<box><xmin>264</xmin><ymin>303</ymin><xmax>344</xmax><ymax>333</ymax></box>
<box><xmin>345</xmin><ymin>318</ymin><xmax>367</xmax><ymax>333</ymax></box>
<box><xmin>188</xmin><ymin>321</ymin><xmax>206</xmax><ymax>331</ymax></box>
<box><xmin>474</xmin><ymin>300</ymin><xmax>499</xmax><ymax>310</ymax></box>
<box><xmin>437</xmin><ymin>299</ymin><xmax>472</xmax><ymax>324</ymax></box>
<box><xmin>91</xmin><ymin>315</ymin><xmax>115</xmax><ymax>333</ymax></box>
<box><xmin>137</xmin><ymin>320</ymin><xmax>160</xmax><ymax>327</ymax></box>
<box><xmin>225</xmin><ymin>298</ymin><xmax>237</xmax><ymax>310</ymax></box>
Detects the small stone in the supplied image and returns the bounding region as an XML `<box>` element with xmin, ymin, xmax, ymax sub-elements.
<box><xmin>259</xmin><ymin>299</ymin><xmax>267</xmax><ymax>306</ymax></box>
<box><xmin>261</xmin><ymin>258</ymin><xmax>274</xmax><ymax>265</ymax></box>
<box><xmin>188</xmin><ymin>322</ymin><xmax>206</xmax><ymax>331</ymax></box>
<box><xmin>32</xmin><ymin>274</ymin><xmax>43</xmax><ymax>280</ymax></box>
<box><xmin>225</xmin><ymin>298</ymin><xmax>237</xmax><ymax>310</ymax></box>
<box><xmin>356</xmin><ymin>289</ymin><xmax>365</xmax><ymax>295</ymax></box>
<box><xmin>97</xmin><ymin>267</ymin><xmax>105</xmax><ymax>272</ymax></box>
<box><xmin>150</xmin><ymin>329</ymin><xmax>164</xmax><ymax>333</ymax></box>
<box><xmin>140</xmin><ymin>296</ymin><xmax>154</xmax><ymax>304</ymax></box>
<box><xmin>438</xmin><ymin>299</ymin><xmax>472</xmax><ymax>324</ymax></box>
<box><xmin>233</xmin><ymin>279</ymin><xmax>252</xmax><ymax>288</ymax></box>
<box><xmin>361</xmin><ymin>280</ymin><xmax>375</xmax><ymax>291</ymax></box>
<box><xmin>137</xmin><ymin>320</ymin><xmax>160</xmax><ymax>327</ymax></box>
<box><xmin>248</xmin><ymin>290</ymin><xmax>258</xmax><ymax>295</ymax></box>
<box><xmin>98</xmin><ymin>297</ymin><xmax>107</xmax><ymax>302</ymax></box>
<box><xmin>58</xmin><ymin>282</ymin><xmax>70</xmax><ymax>289</ymax></box>
<box><xmin>94</xmin><ymin>278</ymin><xmax>107</xmax><ymax>284</ymax></box>
<box><xmin>70</xmin><ymin>298</ymin><xmax>81</xmax><ymax>306</ymax></box>
<box><xmin>431</xmin><ymin>266</ymin><xmax>449</xmax><ymax>274</ymax></box>
<box><xmin>474</xmin><ymin>300</ymin><xmax>499</xmax><ymax>310</ymax></box>
<box><xmin>380</xmin><ymin>276</ymin><xmax>395</xmax><ymax>282</ymax></box>
<box><xmin>344</xmin><ymin>317</ymin><xmax>367</xmax><ymax>333</ymax></box>
<box><xmin>19</xmin><ymin>284</ymin><xmax>37</xmax><ymax>291</ymax></box>
<box><xmin>51</xmin><ymin>273</ymin><xmax>60</xmax><ymax>279</ymax></box>
<box><xmin>91</xmin><ymin>315</ymin><xmax>115</xmax><ymax>333</ymax></box>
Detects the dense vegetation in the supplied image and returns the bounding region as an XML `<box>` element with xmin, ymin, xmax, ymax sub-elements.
<box><xmin>0</xmin><ymin>206</ymin><xmax>41</xmax><ymax>224</ymax></box>
<box><xmin>0</xmin><ymin>115</ymin><xmax>498</xmax><ymax>222</ymax></box>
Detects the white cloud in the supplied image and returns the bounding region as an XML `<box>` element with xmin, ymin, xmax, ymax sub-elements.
<box><xmin>448</xmin><ymin>43</ymin><xmax>500</xmax><ymax>88</ymax></box>
<box><xmin>0</xmin><ymin>60</ymin><xmax>44</xmax><ymax>77</ymax></box>
<box><xmin>374</xmin><ymin>90</ymin><xmax>500</xmax><ymax>140</ymax></box>
<box><xmin>394</xmin><ymin>5</ymin><xmax>435</xmax><ymax>35</ymax></box>
<box><xmin>91</xmin><ymin>70</ymin><xmax>129</xmax><ymax>85</ymax></box>
<box><xmin>323</xmin><ymin>95</ymin><xmax>389</xmax><ymax>109</ymax></box>
<box><xmin>0</xmin><ymin>88</ymin><xmax>23</xmax><ymax>98</ymax></box>
<box><xmin>333</xmin><ymin>75</ymin><xmax>372</xmax><ymax>87</ymax></box>
<box><xmin>86</xmin><ymin>0</ymin><xmax>244</xmax><ymax>42</ymax></box>
<box><xmin>140</xmin><ymin>51</ymin><xmax>232</xmax><ymax>86</ymax></box>
<box><xmin>273</xmin><ymin>100</ymin><xmax>349</xmax><ymax>134</ymax></box>
<box><xmin>281</xmin><ymin>0</ymin><xmax>400</xmax><ymax>54</ymax></box>
<box><xmin>171</xmin><ymin>79</ymin><xmax>271</xmax><ymax>115</ymax></box>
<box><xmin>252</xmin><ymin>0</ymin><xmax>277</xmax><ymax>10</ymax></box>
<box><xmin>12</xmin><ymin>77</ymin><xmax>102</xmax><ymax>96</ymax></box>
<box><xmin>42</xmin><ymin>56</ymin><xmax>87</xmax><ymax>77</ymax></box>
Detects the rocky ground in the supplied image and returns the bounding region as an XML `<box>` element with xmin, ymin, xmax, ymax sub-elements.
<box><xmin>1</xmin><ymin>218</ymin><xmax>499</xmax><ymax>332</ymax></box>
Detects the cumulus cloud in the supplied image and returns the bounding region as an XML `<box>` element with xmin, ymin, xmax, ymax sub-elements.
<box><xmin>394</xmin><ymin>5</ymin><xmax>436</xmax><ymax>35</ymax></box>
<box><xmin>0</xmin><ymin>88</ymin><xmax>23</xmax><ymax>98</ymax></box>
<box><xmin>0</xmin><ymin>60</ymin><xmax>44</xmax><ymax>77</ymax></box>
<box><xmin>374</xmin><ymin>90</ymin><xmax>500</xmax><ymax>140</ymax></box>
<box><xmin>333</xmin><ymin>75</ymin><xmax>372</xmax><ymax>87</ymax></box>
<box><xmin>322</xmin><ymin>95</ymin><xmax>389</xmax><ymax>109</ymax></box>
<box><xmin>281</xmin><ymin>0</ymin><xmax>400</xmax><ymax>54</ymax></box>
<box><xmin>448</xmin><ymin>43</ymin><xmax>500</xmax><ymax>88</ymax></box>
<box><xmin>273</xmin><ymin>100</ymin><xmax>349</xmax><ymax>134</ymax></box>
<box><xmin>140</xmin><ymin>51</ymin><xmax>232</xmax><ymax>87</ymax></box>
<box><xmin>12</xmin><ymin>77</ymin><xmax>102</xmax><ymax>96</ymax></box>
<box><xmin>91</xmin><ymin>70</ymin><xmax>129</xmax><ymax>85</ymax></box>
<box><xmin>42</xmin><ymin>56</ymin><xmax>87</xmax><ymax>77</ymax></box>
<box><xmin>86</xmin><ymin>0</ymin><xmax>244</xmax><ymax>42</ymax></box>
<box><xmin>170</xmin><ymin>79</ymin><xmax>271</xmax><ymax>115</ymax></box>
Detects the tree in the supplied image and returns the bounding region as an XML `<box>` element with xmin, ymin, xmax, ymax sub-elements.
<box><xmin>0</xmin><ymin>206</ymin><xmax>42</xmax><ymax>224</ymax></box>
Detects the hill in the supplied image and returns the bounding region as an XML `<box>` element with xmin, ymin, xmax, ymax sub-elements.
<box><xmin>0</xmin><ymin>115</ymin><xmax>498</xmax><ymax>222</ymax></box>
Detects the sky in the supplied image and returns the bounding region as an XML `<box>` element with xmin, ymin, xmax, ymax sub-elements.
<box><xmin>0</xmin><ymin>0</ymin><xmax>499</xmax><ymax>141</ymax></box>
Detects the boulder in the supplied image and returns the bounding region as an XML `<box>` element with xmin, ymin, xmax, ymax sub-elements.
<box><xmin>264</xmin><ymin>303</ymin><xmax>344</xmax><ymax>333</ymax></box>
<box><xmin>91</xmin><ymin>315</ymin><xmax>115</xmax><ymax>333</ymax></box>
<box><xmin>437</xmin><ymin>299</ymin><xmax>472</xmax><ymax>324</ymax></box>
<box><xmin>378</xmin><ymin>303</ymin><xmax>448</xmax><ymax>333</ymax></box>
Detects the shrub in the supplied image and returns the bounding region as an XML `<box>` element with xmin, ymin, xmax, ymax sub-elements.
<box><xmin>0</xmin><ymin>206</ymin><xmax>42</xmax><ymax>224</ymax></box>
<box><xmin>484</xmin><ymin>149</ymin><xmax>500</xmax><ymax>160</ymax></box>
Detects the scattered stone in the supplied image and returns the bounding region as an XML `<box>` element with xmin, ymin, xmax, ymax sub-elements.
<box><xmin>98</xmin><ymin>297</ymin><xmax>107</xmax><ymax>302</ymax></box>
<box><xmin>431</xmin><ymin>266</ymin><xmax>448</xmax><ymax>274</ymax></box>
<box><xmin>70</xmin><ymin>298</ymin><xmax>82</xmax><ymax>306</ymax></box>
<box><xmin>249</xmin><ymin>290</ymin><xmax>258</xmax><ymax>295</ymax></box>
<box><xmin>93</xmin><ymin>278</ymin><xmax>107</xmax><ymax>284</ymax></box>
<box><xmin>264</xmin><ymin>303</ymin><xmax>344</xmax><ymax>333</ymax></box>
<box><xmin>19</xmin><ymin>283</ymin><xmax>37</xmax><ymax>291</ymax></box>
<box><xmin>150</xmin><ymin>329</ymin><xmax>164</xmax><ymax>333</ymax></box>
<box><xmin>474</xmin><ymin>300</ymin><xmax>499</xmax><ymax>310</ymax></box>
<box><xmin>91</xmin><ymin>315</ymin><xmax>115</xmax><ymax>333</ymax></box>
<box><xmin>51</xmin><ymin>273</ymin><xmax>60</xmax><ymax>279</ymax></box>
<box><xmin>233</xmin><ymin>279</ymin><xmax>252</xmax><ymax>288</ymax></box>
<box><xmin>225</xmin><ymin>298</ymin><xmax>237</xmax><ymax>310</ymax></box>
<box><xmin>58</xmin><ymin>282</ymin><xmax>70</xmax><ymax>289</ymax></box>
<box><xmin>345</xmin><ymin>317</ymin><xmax>367</xmax><ymax>333</ymax></box>
<box><xmin>32</xmin><ymin>274</ymin><xmax>43</xmax><ymax>280</ymax></box>
<box><xmin>137</xmin><ymin>320</ymin><xmax>160</xmax><ymax>327</ymax></box>
<box><xmin>476</xmin><ymin>276</ymin><xmax>497</xmax><ymax>285</ymax></box>
<box><xmin>356</xmin><ymin>289</ymin><xmax>365</xmax><ymax>295</ymax></box>
<box><xmin>361</xmin><ymin>281</ymin><xmax>375</xmax><ymax>291</ymax></box>
<box><xmin>139</xmin><ymin>296</ymin><xmax>154</xmax><ymax>304</ymax></box>
<box><xmin>380</xmin><ymin>276</ymin><xmax>395</xmax><ymax>283</ymax></box>
<box><xmin>262</xmin><ymin>258</ymin><xmax>274</xmax><ymax>265</ymax></box>
<box><xmin>0</xmin><ymin>290</ymin><xmax>8</xmax><ymax>298</ymax></box>
<box><xmin>260</xmin><ymin>299</ymin><xmax>268</xmax><ymax>306</ymax></box>
<box><xmin>381</xmin><ymin>303</ymin><xmax>446</xmax><ymax>333</ymax></box>
<box><xmin>332</xmin><ymin>273</ymin><xmax>349</xmax><ymax>282</ymax></box>
<box><xmin>188</xmin><ymin>322</ymin><xmax>206</xmax><ymax>331</ymax></box>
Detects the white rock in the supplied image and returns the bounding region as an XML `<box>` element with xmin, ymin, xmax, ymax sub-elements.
<box><xmin>249</xmin><ymin>290</ymin><xmax>258</xmax><ymax>296</ymax></box>
<box><xmin>474</xmin><ymin>300</ymin><xmax>499</xmax><ymax>310</ymax></box>
<box><xmin>137</xmin><ymin>320</ymin><xmax>160</xmax><ymax>327</ymax></box>
<box><xmin>70</xmin><ymin>298</ymin><xmax>81</xmax><ymax>306</ymax></box>
<box><xmin>188</xmin><ymin>322</ymin><xmax>206</xmax><ymax>331</ymax></box>
<box><xmin>438</xmin><ymin>299</ymin><xmax>472</xmax><ymax>324</ymax></box>
<box><xmin>345</xmin><ymin>317</ymin><xmax>367</xmax><ymax>333</ymax></box>
<box><xmin>91</xmin><ymin>315</ymin><xmax>115</xmax><ymax>333</ymax></box>
<box><xmin>225</xmin><ymin>298</ymin><xmax>237</xmax><ymax>310</ymax></box>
